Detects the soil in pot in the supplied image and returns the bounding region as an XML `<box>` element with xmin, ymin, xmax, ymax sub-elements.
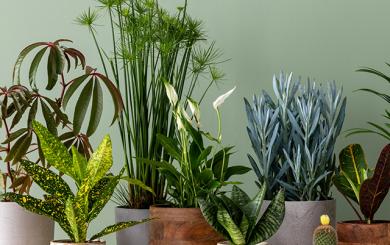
<box><xmin>337</xmin><ymin>221</ymin><xmax>390</xmax><ymax>245</ymax></box>
<box><xmin>150</xmin><ymin>206</ymin><xmax>224</xmax><ymax>245</ymax></box>
<box><xmin>50</xmin><ymin>240</ymin><xmax>105</xmax><ymax>245</ymax></box>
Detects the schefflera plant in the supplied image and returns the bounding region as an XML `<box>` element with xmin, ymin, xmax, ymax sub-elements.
<box><xmin>245</xmin><ymin>72</ymin><xmax>346</xmax><ymax>201</ymax></box>
<box><xmin>333</xmin><ymin>144</ymin><xmax>390</xmax><ymax>224</ymax></box>
<box><xmin>5</xmin><ymin>121</ymin><xmax>150</xmax><ymax>242</ymax></box>
<box><xmin>199</xmin><ymin>184</ymin><xmax>285</xmax><ymax>245</ymax></box>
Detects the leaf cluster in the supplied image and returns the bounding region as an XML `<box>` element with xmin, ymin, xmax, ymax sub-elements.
<box><xmin>199</xmin><ymin>185</ymin><xmax>285</xmax><ymax>245</ymax></box>
<box><xmin>245</xmin><ymin>72</ymin><xmax>346</xmax><ymax>201</ymax></box>
<box><xmin>5</xmin><ymin>121</ymin><xmax>149</xmax><ymax>242</ymax></box>
<box><xmin>333</xmin><ymin>144</ymin><xmax>390</xmax><ymax>223</ymax></box>
<box><xmin>0</xmin><ymin>39</ymin><xmax>123</xmax><ymax>197</ymax></box>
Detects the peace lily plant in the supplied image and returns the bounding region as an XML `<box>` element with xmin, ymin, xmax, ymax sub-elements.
<box><xmin>155</xmin><ymin>83</ymin><xmax>249</xmax><ymax>208</ymax></box>
<box><xmin>5</xmin><ymin>121</ymin><xmax>150</xmax><ymax>244</ymax></box>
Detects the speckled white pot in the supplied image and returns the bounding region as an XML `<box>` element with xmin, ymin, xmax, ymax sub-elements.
<box><xmin>0</xmin><ymin>202</ymin><xmax>54</xmax><ymax>245</ymax></box>
<box><xmin>115</xmin><ymin>207</ymin><xmax>149</xmax><ymax>245</ymax></box>
<box><xmin>50</xmin><ymin>240</ymin><xmax>105</xmax><ymax>245</ymax></box>
<box><xmin>261</xmin><ymin>200</ymin><xmax>336</xmax><ymax>245</ymax></box>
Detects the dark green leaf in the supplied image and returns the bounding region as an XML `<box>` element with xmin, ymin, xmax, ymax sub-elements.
<box><xmin>73</xmin><ymin>79</ymin><xmax>94</xmax><ymax>134</ymax></box>
<box><xmin>41</xmin><ymin>100</ymin><xmax>58</xmax><ymax>136</ymax></box>
<box><xmin>62</xmin><ymin>74</ymin><xmax>90</xmax><ymax>110</ymax></box>
<box><xmin>28</xmin><ymin>47</ymin><xmax>48</xmax><ymax>87</ymax></box>
<box><xmin>87</xmin><ymin>79</ymin><xmax>103</xmax><ymax>136</ymax></box>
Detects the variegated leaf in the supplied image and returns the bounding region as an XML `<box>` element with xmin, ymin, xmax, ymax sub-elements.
<box><xmin>90</xmin><ymin>219</ymin><xmax>152</xmax><ymax>241</ymax></box>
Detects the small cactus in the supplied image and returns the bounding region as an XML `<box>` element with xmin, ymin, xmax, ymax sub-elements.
<box><xmin>313</xmin><ymin>215</ymin><xmax>337</xmax><ymax>245</ymax></box>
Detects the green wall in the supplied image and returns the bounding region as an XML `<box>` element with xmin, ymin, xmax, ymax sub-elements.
<box><xmin>1</xmin><ymin>0</ymin><xmax>390</xmax><ymax>243</ymax></box>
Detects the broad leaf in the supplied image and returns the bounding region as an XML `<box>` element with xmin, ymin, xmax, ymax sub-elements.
<box><xmin>90</xmin><ymin>219</ymin><xmax>152</xmax><ymax>241</ymax></box>
<box><xmin>360</xmin><ymin>144</ymin><xmax>390</xmax><ymax>222</ymax></box>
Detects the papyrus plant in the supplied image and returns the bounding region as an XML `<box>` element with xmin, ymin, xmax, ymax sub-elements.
<box><xmin>199</xmin><ymin>184</ymin><xmax>285</xmax><ymax>245</ymax></box>
<box><xmin>0</xmin><ymin>39</ymin><xmax>123</xmax><ymax>197</ymax></box>
<box><xmin>77</xmin><ymin>0</ymin><xmax>225</xmax><ymax>208</ymax></box>
<box><xmin>245</xmin><ymin>72</ymin><xmax>346</xmax><ymax>201</ymax></box>
<box><xmin>333</xmin><ymin>144</ymin><xmax>390</xmax><ymax>224</ymax></box>
<box><xmin>5</xmin><ymin>121</ymin><xmax>150</xmax><ymax>242</ymax></box>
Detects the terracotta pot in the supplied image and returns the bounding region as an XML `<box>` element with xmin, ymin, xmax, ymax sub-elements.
<box><xmin>261</xmin><ymin>199</ymin><xmax>336</xmax><ymax>245</ymax></box>
<box><xmin>150</xmin><ymin>206</ymin><xmax>224</xmax><ymax>245</ymax></box>
<box><xmin>337</xmin><ymin>221</ymin><xmax>390</xmax><ymax>245</ymax></box>
<box><xmin>115</xmin><ymin>207</ymin><xmax>149</xmax><ymax>245</ymax></box>
<box><xmin>0</xmin><ymin>202</ymin><xmax>54</xmax><ymax>245</ymax></box>
<box><xmin>217</xmin><ymin>242</ymin><xmax>268</xmax><ymax>245</ymax></box>
<box><xmin>50</xmin><ymin>240</ymin><xmax>105</xmax><ymax>245</ymax></box>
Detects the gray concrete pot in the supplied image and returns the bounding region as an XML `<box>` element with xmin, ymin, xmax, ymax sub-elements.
<box><xmin>115</xmin><ymin>207</ymin><xmax>149</xmax><ymax>245</ymax></box>
<box><xmin>0</xmin><ymin>202</ymin><xmax>54</xmax><ymax>245</ymax></box>
<box><xmin>50</xmin><ymin>240</ymin><xmax>105</xmax><ymax>245</ymax></box>
<box><xmin>261</xmin><ymin>199</ymin><xmax>336</xmax><ymax>245</ymax></box>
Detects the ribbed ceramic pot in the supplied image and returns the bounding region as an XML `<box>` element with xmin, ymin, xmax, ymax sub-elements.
<box><xmin>261</xmin><ymin>199</ymin><xmax>336</xmax><ymax>245</ymax></box>
<box><xmin>50</xmin><ymin>240</ymin><xmax>105</xmax><ymax>245</ymax></box>
<box><xmin>337</xmin><ymin>221</ymin><xmax>390</xmax><ymax>245</ymax></box>
<box><xmin>150</xmin><ymin>206</ymin><xmax>224</xmax><ymax>245</ymax></box>
<box><xmin>115</xmin><ymin>207</ymin><xmax>149</xmax><ymax>245</ymax></box>
<box><xmin>0</xmin><ymin>202</ymin><xmax>54</xmax><ymax>245</ymax></box>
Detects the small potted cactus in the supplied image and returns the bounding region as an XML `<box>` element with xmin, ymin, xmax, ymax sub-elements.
<box><xmin>313</xmin><ymin>215</ymin><xmax>337</xmax><ymax>245</ymax></box>
<box><xmin>5</xmin><ymin>122</ymin><xmax>150</xmax><ymax>244</ymax></box>
<box><xmin>333</xmin><ymin>144</ymin><xmax>390</xmax><ymax>244</ymax></box>
<box><xmin>199</xmin><ymin>184</ymin><xmax>285</xmax><ymax>245</ymax></box>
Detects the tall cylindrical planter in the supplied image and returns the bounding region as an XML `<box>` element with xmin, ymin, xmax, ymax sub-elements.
<box><xmin>115</xmin><ymin>207</ymin><xmax>149</xmax><ymax>245</ymax></box>
<box><xmin>0</xmin><ymin>202</ymin><xmax>54</xmax><ymax>245</ymax></box>
<box><xmin>261</xmin><ymin>199</ymin><xmax>336</xmax><ymax>245</ymax></box>
<box><xmin>150</xmin><ymin>206</ymin><xmax>224</xmax><ymax>245</ymax></box>
<box><xmin>337</xmin><ymin>221</ymin><xmax>390</xmax><ymax>245</ymax></box>
<box><xmin>50</xmin><ymin>240</ymin><xmax>105</xmax><ymax>245</ymax></box>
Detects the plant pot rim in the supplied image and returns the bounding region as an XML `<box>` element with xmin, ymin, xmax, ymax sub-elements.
<box><xmin>116</xmin><ymin>206</ymin><xmax>150</xmax><ymax>210</ymax></box>
<box><xmin>51</xmin><ymin>240</ymin><xmax>105</xmax><ymax>244</ymax></box>
<box><xmin>338</xmin><ymin>220</ymin><xmax>390</xmax><ymax>225</ymax></box>
<box><xmin>150</xmin><ymin>205</ymin><xmax>200</xmax><ymax>210</ymax></box>
<box><xmin>264</xmin><ymin>199</ymin><xmax>335</xmax><ymax>203</ymax></box>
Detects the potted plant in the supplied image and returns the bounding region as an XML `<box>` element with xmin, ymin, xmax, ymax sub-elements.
<box><xmin>333</xmin><ymin>144</ymin><xmax>390</xmax><ymax>244</ymax></box>
<box><xmin>244</xmin><ymin>72</ymin><xmax>347</xmax><ymax>245</ymax></box>
<box><xmin>0</xmin><ymin>39</ymin><xmax>123</xmax><ymax>245</ymax></box>
<box><xmin>5</xmin><ymin>121</ymin><xmax>150</xmax><ymax>244</ymax></box>
<box><xmin>77</xmin><ymin>1</ymin><xmax>226</xmax><ymax>244</ymax></box>
<box><xmin>199</xmin><ymin>184</ymin><xmax>285</xmax><ymax>245</ymax></box>
<box><xmin>147</xmin><ymin>84</ymin><xmax>250</xmax><ymax>244</ymax></box>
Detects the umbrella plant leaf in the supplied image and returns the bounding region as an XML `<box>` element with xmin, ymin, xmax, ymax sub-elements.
<box><xmin>28</xmin><ymin>47</ymin><xmax>48</xmax><ymax>87</ymax></box>
<box><xmin>73</xmin><ymin>78</ymin><xmax>94</xmax><ymax>134</ymax></box>
<box><xmin>86</xmin><ymin>78</ymin><xmax>103</xmax><ymax>136</ymax></box>
<box><xmin>62</xmin><ymin>74</ymin><xmax>90</xmax><ymax>110</ymax></box>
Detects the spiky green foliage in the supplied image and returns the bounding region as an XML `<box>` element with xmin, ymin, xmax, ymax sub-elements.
<box><xmin>313</xmin><ymin>217</ymin><xmax>337</xmax><ymax>245</ymax></box>
<box><xmin>199</xmin><ymin>184</ymin><xmax>285</xmax><ymax>245</ymax></box>
<box><xmin>78</xmin><ymin>0</ymin><xmax>225</xmax><ymax>208</ymax></box>
<box><xmin>245</xmin><ymin>72</ymin><xmax>346</xmax><ymax>201</ymax></box>
<box><xmin>5</xmin><ymin>121</ymin><xmax>150</xmax><ymax>243</ymax></box>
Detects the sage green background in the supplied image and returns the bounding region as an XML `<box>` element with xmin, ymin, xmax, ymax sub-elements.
<box><xmin>1</xmin><ymin>0</ymin><xmax>390</xmax><ymax>244</ymax></box>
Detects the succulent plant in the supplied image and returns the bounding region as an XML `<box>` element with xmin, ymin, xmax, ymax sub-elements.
<box><xmin>245</xmin><ymin>72</ymin><xmax>346</xmax><ymax>201</ymax></box>
<box><xmin>313</xmin><ymin>215</ymin><xmax>337</xmax><ymax>245</ymax></box>
<box><xmin>333</xmin><ymin>144</ymin><xmax>390</xmax><ymax>223</ymax></box>
<box><xmin>4</xmin><ymin>121</ymin><xmax>149</xmax><ymax>242</ymax></box>
<box><xmin>199</xmin><ymin>184</ymin><xmax>285</xmax><ymax>245</ymax></box>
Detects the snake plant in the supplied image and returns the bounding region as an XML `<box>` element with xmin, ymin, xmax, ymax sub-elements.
<box><xmin>5</xmin><ymin>121</ymin><xmax>149</xmax><ymax>242</ymax></box>
<box><xmin>245</xmin><ymin>72</ymin><xmax>346</xmax><ymax>201</ymax></box>
<box><xmin>199</xmin><ymin>184</ymin><xmax>285</xmax><ymax>245</ymax></box>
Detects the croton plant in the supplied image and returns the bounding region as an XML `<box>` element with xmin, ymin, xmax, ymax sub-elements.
<box><xmin>0</xmin><ymin>39</ymin><xmax>123</xmax><ymax>196</ymax></box>
<box><xmin>333</xmin><ymin>144</ymin><xmax>390</xmax><ymax>223</ymax></box>
<box><xmin>5</xmin><ymin>121</ymin><xmax>149</xmax><ymax>242</ymax></box>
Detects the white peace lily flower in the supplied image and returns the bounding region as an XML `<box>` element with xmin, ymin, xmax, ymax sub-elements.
<box><xmin>187</xmin><ymin>98</ymin><xmax>201</xmax><ymax>126</ymax></box>
<box><xmin>164</xmin><ymin>81</ymin><xmax>178</xmax><ymax>106</ymax></box>
<box><xmin>176</xmin><ymin>115</ymin><xmax>184</xmax><ymax>130</ymax></box>
<box><xmin>212</xmin><ymin>86</ymin><xmax>236</xmax><ymax>110</ymax></box>
<box><xmin>181</xmin><ymin>107</ymin><xmax>191</xmax><ymax>122</ymax></box>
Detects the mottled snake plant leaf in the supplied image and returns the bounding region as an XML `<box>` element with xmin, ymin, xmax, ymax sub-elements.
<box><xmin>90</xmin><ymin>219</ymin><xmax>153</xmax><ymax>241</ymax></box>
<box><xmin>333</xmin><ymin>144</ymin><xmax>369</xmax><ymax>204</ymax></box>
<box><xmin>20</xmin><ymin>160</ymin><xmax>73</xmax><ymax>199</ymax></box>
<box><xmin>198</xmin><ymin>198</ymin><xmax>230</xmax><ymax>239</ymax></box>
<box><xmin>217</xmin><ymin>205</ymin><xmax>246</xmax><ymax>245</ymax></box>
<box><xmin>360</xmin><ymin>144</ymin><xmax>390</xmax><ymax>222</ymax></box>
<box><xmin>249</xmin><ymin>189</ymin><xmax>285</xmax><ymax>243</ymax></box>
<box><xmin>33</xmin><ymin>121</ymin><xmax>75</xmax><ymax>178</ymax></box>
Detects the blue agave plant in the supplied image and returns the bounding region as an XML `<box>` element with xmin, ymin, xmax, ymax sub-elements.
<box><xmin>245</xmin><ymin>72</ymin><xmax>346</xmax><ymax>201</ymax></box>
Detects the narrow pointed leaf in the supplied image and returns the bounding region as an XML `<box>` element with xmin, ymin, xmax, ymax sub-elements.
<box><xmin>90</xmin><ymin>219</ymin><xmax>152</xmax><ymax>241</ymax></box>
<box><xmin>87</xmin><ymin>79</ymin><xmax>103</xmax><ymax>136</ymax></box>
<box><xmin>73</xmin><ymin>79</ymin><xmax>94</xmax><ymax>134</ymax></box>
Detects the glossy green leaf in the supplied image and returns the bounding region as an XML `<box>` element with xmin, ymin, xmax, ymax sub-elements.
<box><xmin>62</xmin><ymin>74</ymin><xmax>90</xmax><ymax>110</ymax></box>
<box><xmin>12</xmin><ymin>131</ymin><xmax>32</xmax><ymax>164</ymax></box>
<box><xmin>32</xmin><ymin>121</ymin><xmax>74</xmax><ymax>177</ymax></box>
<box><xmin>28</xmin><ymin>47</ymin><xmax>48</xmax><ymax>87</ymax></box>
<box><xmin>65</xmin><ymin>198</ymin><xmax>80</xmax><ymax>242</ymax></box>
<box><xmin>47</xmin><ymin>47</ymin><xmax>58</xmax><ymax>90</ymax></box>
<box><xmin>41</xmin><ymin>100</ymin><xmax>58</xmax><ymax>136</ymax></box>
<box><xmin>20</xmin><ymin>160</ymin><xmax>73</xmax><ymax>199</ymax></box>
<box><xmin>87</xmin><ymin>79</ymin><xmax>103</xmax><ymax>136</ymax></box>
<box><xmin>72</xmin><ymin>147</ymin><xmax>88</xmax><ymax>186</ymax></box>
<box><xmin>73</xmin><ymin>79</ymin><xmax>94</xmax><ymax>134</ymax></box>
<box><xmin>156</xmin><ymin>134</ymin><xmax>181</xmax><ymax>160</ymax></box>
<box><xmin>90</xmin><ymin>219</ymin><xmax>152</xmax><ymax>241</ymax></box>
<box><xmin>217</xmin><ymin>205</ymin><xmax>246</xmax><ymax>245</ymax></box>
<box><xmin>225</xmin><ymin>166</ymin><xmax>251</xmax><ymax>181</ymax></box>
<box><xmin>242</xmin><ymin>183</ymin><xmax>267</xmax><ymax>237</ymax></box>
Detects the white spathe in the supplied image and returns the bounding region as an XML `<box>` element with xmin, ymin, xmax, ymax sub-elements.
<box><xmin>164</xmin><ymin>82</ymin><xmax>178</xmax><ymax>106</ymax></box>
<box><xmin>0</xmin><ymin>202</ymin><xmax>54</xmax><ymax>245</ymax></box>
<box><xmin>213</xmin><ymin>86</ymin><xmax>236</xmax><ymax>110</ymax></box>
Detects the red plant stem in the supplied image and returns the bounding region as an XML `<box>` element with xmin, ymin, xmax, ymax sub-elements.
<box><xmin>59</xmin><ymin>73</ymin><xmax>67</xmax><ymax>106</ymax></box>
<box><xmin>2</xmin><ymin>119</ymin><xmax>15</xmax><ymax>193</ymax></box>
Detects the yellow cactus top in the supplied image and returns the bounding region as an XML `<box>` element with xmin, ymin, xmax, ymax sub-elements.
<box><xmin>320</xmin><ymin>215</ymin><xmax>330</xmax><ymax>225</ymax></box>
